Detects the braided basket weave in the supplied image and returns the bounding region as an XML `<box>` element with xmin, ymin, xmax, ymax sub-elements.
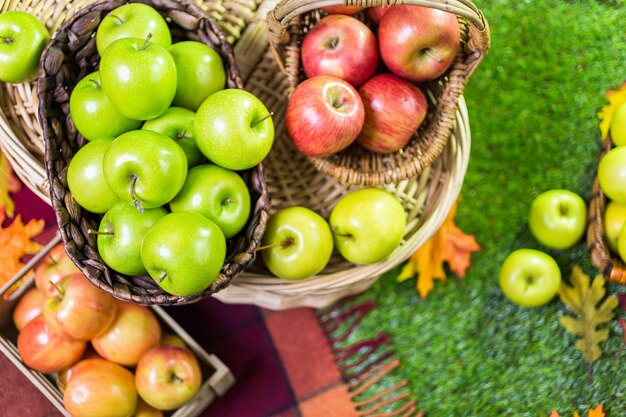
<box><xmin>266</xmin><ymin>0</ymin><xmax>489</xmax><ymax>185</ymax></box>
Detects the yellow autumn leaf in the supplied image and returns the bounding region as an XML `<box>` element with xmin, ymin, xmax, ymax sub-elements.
<box><xmin>0</xmin><ymin>150</ymin><xmax>21</xmax><ymax>218</ymax></box>
<box><xmin>598</xmin><ymin>81</ymin><xmax>626</xmax><ymax>139</ymax></box>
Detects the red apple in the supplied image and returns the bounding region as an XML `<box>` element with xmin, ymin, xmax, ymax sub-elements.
<box><xmin>64</xmin><ymin>358</ymin><xmax>137</xmax><ymax>417</ymax></box>
<box><xmin>286</xmin><ymin>75</ymin><xmax>364</xmax><ymax>157</ymax></box>
<box><xmin>321</xmin><ymin>5</ymin><xmax>364</xmax><ymax>15</ymax></box>
<box><xmin>135</xmin><ymin>345</ymin><xmax>203</xmax><ymax>410</ymax></box>
<box><xmin>366</xmin><ymin>6</ymin><xmax>388</xmax><ymax>23</ymax></box>
<box><xmin>34</xmin><ymin>244</ymin><xmax>81</xmax><ymax>296</ymax></box>
<box><xmin>92</xmin><ymin>301</ymin><xmax>161</xmax><ymax>367</ymax></box>
<box><xmin>378</xmin><ymin>5</ymin><xmax>460</xmax><ymax>81</ymax></box>
<box><xmin>43</xmin><ymin>274</ymin><xmax>118</xmax><ymax>341</ymax></box>
<box><xmin>56</xmin><ymin>346</ymin><xmax>102</xmax><ymax>394</ymax></box>
<box><xmin>12</xmin><ymin>287</ymin><xmax>46</xmax><ymax>331</ymax></box>
<box><xmin>134</xmin><ymin>398</ymin><xmax>164</xmax><ymax>417</ymax></box>
<box><xmin>301</xmin><ymin>15</ymin><xmax>378</xmax><ymax>88</ymax></box>
<box><xmin>356</xmin><ymin>73</ymin><xmax>428</xmax><ymax>153</ymax></box>
<box><xmin>17</xmin><ymin>315</ymin><xmax>86</xmax><ymax>373</ymax></box>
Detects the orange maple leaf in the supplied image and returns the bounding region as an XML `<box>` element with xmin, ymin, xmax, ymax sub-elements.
<box><xmin>0</xmin><ymin>211</ymin><xmax>45</xmax><ymax>296</ymax></box>
<box><xmin>553</xmin><ymin>404</ymin><xmax>604</xmax><ymax>417</ymax></box>
<box><xmin>397</xmin><ymin>201</ymin><xmax>481</xmax><ymax>298</ymax></box>
<box><xmin>0</xmin><ymin>150</ymin><xmax>21</xmax><ymax>218</ymax></box>
<box><xmin>598</xmin><ymin>81</ymin><xmax>626</xmax><ymax>139</ymax></box>
<box><xmin>551</xmin><ymin>411</ymin><xmax>560</xmax><ymax>417</ymax></box>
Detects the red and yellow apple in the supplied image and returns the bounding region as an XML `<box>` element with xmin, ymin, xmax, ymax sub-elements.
<box><xmin>34</xmin><ymin>244</ymin><xmax>81</xmax><ymax>296</ymax></box>
<box><xmin>321</xmin><ymin>5</ymin><xmax>364</xmax><ymax>15</ymax></box>
<box><xmin>12</xmin><ymin>287</ymin><xmax>46</xmax><ymax>331</ymax></box>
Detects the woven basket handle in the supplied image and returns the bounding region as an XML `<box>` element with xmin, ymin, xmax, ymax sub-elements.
<box><xmin>267</xmin><ymin>0</ymin><xmax>490</xmax><ymax>78</ymax></box>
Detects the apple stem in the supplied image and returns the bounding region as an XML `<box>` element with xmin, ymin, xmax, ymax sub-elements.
<box><xmin>170</xmin><ymin>373</ymin><xmax>184</xmax><ymax>383</ymax></box>
<box><xmin>221</xmin><ymin>198</ymin><xmax>237</xmax><ymax>206</ymax></box>
<box><xmin>423</xmin><ymin>48</ymin><xmax>444</xmax><ymax>64</ymax></box>
<box><xmin>155</xmin><ymin>272</ymin><xmax>167</xmax><ymax>284</ymax></box>
<box><xmin>256</xmin><ymin>238</ymin><xmax>294</xmax><ymax>252</ymax></box>
<box><xmin>50</xmin><ymin>281</ymin><xmax>65</xmax><ymax>297</ymax></box>
<box><xmin>88</xmin><ymin>78</ymin><xmax>101</xmax><ymax>88</ymax></box>
<box><xmin>251</xmin><ymin>112</ymin><xmax>274</xmax><ymax>128</ymax></box>
<box><xmin>129</xmin><ymin>175</ymin><xmax>144</xmax><ymax>214</ymax></box>
<box><xmin>0</xmin><ymin>36</ymin><xmax>13</xmax><ymax>44</ymax></box>
<box><xmin>87</xmin><ymin>229</ymin><xmax>114</xmax><ymax>236</ymax></box>
<box><xmin>141</xmin><ymin>33</ymin><xmax>153</xmax><ymax>51</ymax></box>
<box><xmin>331</xmin><ymin>225</ymin><xmax>353</xmax><ymax>239</ymax></box>
<box><xmin>110</xmin><ymin>14</ymin><xmax>124</xmax><ymax>25</ymax></box>
<box><xmin>177</xmin><ymin>129</ymin><xmax>188</xmax><ymax>140</ymax></box>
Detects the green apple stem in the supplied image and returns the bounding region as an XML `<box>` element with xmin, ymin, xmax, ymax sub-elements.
<box><xmin>87</xmin><ymin>229</ymin><xmax>114</xmax><ymax>236</ymax></box>
<box><xmin>221</xmin><ymin>198</ymin><xmax>237</xmax><ymax>206</ymax></box>
<box><xmin>155</xmin><ymin>271</ymin><xmax>167</xmax><ymax>284</ymax></box>
<box><xmin>331</xmin><ymin>226</ymin><xmax>353</xmax><ymax>239</ymax></box>
<box><xmin>0</xmin><ymin>36</ymin><xmax>13</xmax><ymax>44</ymax></box>
<box><xmin>177</xmin><ymin>130</ymin><xmax>189</xmax><ymax>140</ymax></box>
<box><xmin>141</xmin><ymin>33</ymin><xmax>153</xmax><ymax>51</ymax></box>
<box><xmin>50</xmin><ymin>281</ymin><xmax>65</xmax><ymax>297</ymax></box>
<box><xmin>129</xmin><ymin>175</ymin><xmax>144</xmax><ymax>214</ymax></box>
<box><xmin>423</xmin><ymin>48</ymin><xmax>444</xmax><ymax>63</ymax></box>
<box><xmin>251</xmin><ymin>112</ymin><xmax>274</xmax><ymax>128</ymax></box>
<box><xmin>255</xmin><ymin>238</ymin><xmax>294</xmax><ymax>252</ymax></box>
<box><xmin>109</xmin><ymin>14</ymin><xmax>124</xmax><ymax>25</ymax></box>
<box><xmin>169</xmin><ymin>373</ymin><xmax>184</xmax><ymax>383</ymax></box>
<box><xmin>88</xmin><ymin>78</ymin><xmax>101</xmax><ymax>88</ymax></box>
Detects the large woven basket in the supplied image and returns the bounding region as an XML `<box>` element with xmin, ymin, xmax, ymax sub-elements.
<box><xmin>265</xmin><ymin>0</ymin><xmax>489</xmax><ymax>186</ymax></box>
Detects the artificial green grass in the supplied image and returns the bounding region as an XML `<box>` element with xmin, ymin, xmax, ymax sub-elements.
<box><xmin>349</xmin><ymin>1</ymin><xmax>626</xmax><ymax>415</ymax></box>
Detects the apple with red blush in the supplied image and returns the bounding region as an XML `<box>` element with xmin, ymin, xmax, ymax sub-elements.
<box><xmin>12</xmin><ymin>287</ymin><xmax>46</xmax><ymax>331</ymax></box>
<box><xmin>366</xmin><ymin>6</ymin><xmax>388</xmax><ymax>23</ymax></box>
<box><xmin>34</xmin><ymin>244</ymin><xmax>81</xmax><ymax>296</ymax></box>
<box><xmin>321</xmin><ymin>5</ymin><xmax>364</xmax><ymax>15</ymax></box>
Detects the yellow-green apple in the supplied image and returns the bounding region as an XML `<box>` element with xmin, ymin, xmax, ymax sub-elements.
<box><xmin>96</xmin><ymin>3</ymin><xmax>171</xmax><ymax>55</ymax></box>
<box><xmin>69</xmin><ymin>71</ymin><xmax>141</xmax><ymax>141</ymax></box>
<box><xmin>141</xmin><ymin>107</ymin><xmax>203</xmax><ymax>168</ymax></box>
<box><xmin>598</xmin><ymin>146</ymin><xmax>626</xmax><ymax>204</ymax></box>
<box><xmin>528</xmin><ymin>189</ymin><xmax>587</xmax><ymax>250</ymax></box>
<box><xmin>134</xmin><ymin>398</ymin><xmax>164</xmax><ymax>417</ymax></box>
<box><xmin>43</xmin><ymin>274</ymin><xmax>118</xmax><ymax>341</ymax></box>
<box><xmin>67</xmin><ymin>137</ymin><xmax>120</xmax><ymax>214</ymax></box>
<box><xmin>498</xmin><ymin>249</ymin><xmax>561</xmax><ymax>307</ymax></box>
<box><xmin>17</xmin><ymin>315</ymin><xmax>86</xmax><ymax>373</ymax></box>
<box><xmin>617</xmin><ymin>225</ymin><xmax>626</xmax><ymax>264</ymax></box>
<box><xmin>99</xmin><ymin>36</ymin><xmax>177</xmax><ymax>121</ymax></box>
<box><xmin>366</xmin><ymin>6</ymin><xmax>388</xmax><ymax>23</ymax></box>
<box><xmin>286</xmin><ymin>75</ymin><xmax>364</xmax><ymax>157</ymax></box>
<box><xmin>378</xmin><ymin>5</ymin><xmax>460</xmax><ymax>82</ymax></box>
<box><xmin>321</xmin><ymin>5</ymin><xmax>364</xmax><ymax>14</ymax></box>
<box><xmin>604</xmin><ymin>201</ymin><xmax>626</xmax><ymax>253</ymax></box>
<box><xmin>63</xmin><ymin>358</ymin><xmax>138</xmax><ymax>417</ymax></box>
<box><xmin>194</xmin><ymin>89</ymin><xmax>274</xmax><ymax>170</ymax></box>
<box><xmin>161</xmin><ymin>333</ymin><xmax>186</xmax><ymax>348</ymax></box>
<box><xmin>301</xmin><ymin>15</ymin><xmax>378</xmax><ymax>88</ymax></box>
<box><xmin>34</xmin><ymin>244</ymin><xmax>81</xmax><ymax>296</ymax></box>
<box><xmin>96</xmin><ymin>202</ymin><xmax>167</xmax><ymax>276</ymax></box>
<box><xmin>141</xmin><ymin>212</ymin><xmax>226</xmax><ymax>296</ymax></box>
<box><xmin>103</xmin><ymin>130</ymin><xmax>187</xmax><ymax>211</ymax></box>
<box><xmin>135</xmin><ymin>345</ymin><xmax>203</xmax><ymax>410</ymax></box>
<box><xmin>611</xmin><ymin>101</ymin><xmax>626</xmax><ymax>146</ymax></box>
<box><xmin>0</xmin><ymin>11</ymin><xmax>49</xmax><ymax>83</ymax></box>
<box><xmin>169</xmin><ymin>41</ymin><xmax>226</xmax><ymax>111</ymax></box>
<box><xmin>12</xmin><ymin>287</ymin><xmax>46</xmax><ymax>331</ymax></box>
<box><xmin>92</xmin><ymin>301</ymin><xmax>161</xmax><ymax>367</ymax></box>
<box><xmin>356</xmin><ymin>73</ymin><xmax>427</xmax><ymax>153</ymax></box>
<box><xmin>169</xmin><ymin>164</ymin><xmax>251</xmax><ymax>238</ymax></box>
<box><xmin>329</xmin><ymin>188</ymin><xmax>405</xmax><ymax>264</ymax></box>
<box><xmin>261</xmin><ymin>206</ymin><xmax>333</xmax><ymax>280</ymax></box>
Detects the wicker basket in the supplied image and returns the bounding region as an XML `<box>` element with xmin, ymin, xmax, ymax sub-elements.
<box><xmin>265</xmin><ymin>0</ymin><xmax>489</xmax><ymax>186</ymax></box>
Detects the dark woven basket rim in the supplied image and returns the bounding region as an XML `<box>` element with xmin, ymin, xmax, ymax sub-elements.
<box><xmin>266</xmin><ymin>0</ymin><xmax>491</xmax><ymax>186</ymax></box>
<box><xmin>38</xmin><ymin>0</ymin><xmax>270</xmax><ymax>306</ymax></box>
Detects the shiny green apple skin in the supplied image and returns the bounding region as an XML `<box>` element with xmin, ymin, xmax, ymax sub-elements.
<box><xmin>67</xmin><ymin>138</ymin><xmax>120</xmax><ymax>214</ymax></box>
<box><xmin>0</xmin><ymin>11</ymin><xmax>49</xmax><ymax>83</ymax></box>
<box><xmin>169</xmin><ymin>164</ymin><xmax>250</xmax><ymax>238</ymax></box>
<box><xmin>329</xmin><ymin>188</ymin><xmax>406</xmax><ymax>264</ymax></box>
<box><xmin>610</xmin><ymin>101</ymin><xmax>626</xmax><ymax>146</ymax></box>
<box><xmin>141</xmin><ymin>212</ymin><xmax>226</xmax><ymax>296</ymax></box>
<box><xmin>598</xmin><ymin>146</ymin><xmax>626</xmax><ymax>204</ymax></box>
<box><xmin>103</xmin><ymin>130</ymin><xmax>187</xmax><ymax>210</ymax></box>
<box><xmin>604</xmin><ymin>200</ymin><xmax>626</xmax><ymax>254</ymax></box>
<box><xmin>528</xmin><ymin>189</ymin><xmax>587</xmax><ymax>250</ymax></box>
<box><xmin>69</xmin><ymin>71</ymin><xmax>141</xmax><ymax>141</ymax></box>
<box><xmin>169</xmin><ymin>41</ymin><xmax>226</xmax><ymax>111</ymax></box>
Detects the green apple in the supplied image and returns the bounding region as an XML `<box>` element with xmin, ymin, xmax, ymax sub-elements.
<box><xmin>604</xmin><ymin>200</ymin><xmax>626</xmax><ymax>253</ymax></box>
<box><xmin>69</xmin><ymin>71</ymin><xmax>141</xmax><ymax>141</ymax></box>
<box><xmin>67</xmin><ymin>138</ymin><xmax>120</xmax><ymax>213</ymax></box>
<box><xmin>103</xmin><ymin>130</ymin><xmax>187</xmax><ymax>211</ymax></box>
<box><xmin>194</xmin><ymin>89</ymin><xmax>274</xmax><ymax>170</ymax></box>
<box><xmin>100</xmin><ymin>36</ymin><xmax>177</xmax><ymax>121</ymax></box>
<box><xmin>499</xmin><ymin>248</ymin><xmax>561</xmax><ymax>307</ymax></box>
<box><xmin>141</xmin><ymin>212</ymin><xmax>226</xmax><ymax>296</ymax></box>
<box><xmin>141</xmin><ymin>107</ymin><xmax>203</xmax><ymax>167</ymax></box>
<box><xmin>0</xmin><ymin>11</ymin><xmax>49</xmax><ymax>83</ymax></box>
<box><xmin>169</xmin><ymin>164</ymin><xmax>250</xmax><ymax>238</ymax></box>
<box><xmin>169</xmin><ymin>41</ymin><xmax>226</xmax><ymax>111</ymax></box>
<box><xmin>617</xmin><ymin>225</ymin><xmax>626</xmax><ymax>264</ymax></box>
<box><xmin>329</xmin><ymin>188</ymin><xmax>405</xmax><ymax>264</ymax></box>
<box><xmin>598</xmin><ymin>146</ymin><xmax>626</xmax><ymax>204</ymax></box>
<box><xmin>528</xmin><ymin>189</ymin><xmax>587</xmax><ymax>250</ymax></box>
<box><xmin>260</xmin><ymin>206</ymin><xmax>333</xmax><ymax>280</ymax></box>
<box><xmin>97</xmin><ymin>202</ymin><xmax>167</xmax><ymax>276</ymax></box>
<box><xmin>96</xmin><ymin>3</ymin><xmax>171</xmax><ymax>56</ymax></box>
<box><xmin>610</xmin><ymin>101</ymin><xmax>626</xmax><ymax>146</ymax></box>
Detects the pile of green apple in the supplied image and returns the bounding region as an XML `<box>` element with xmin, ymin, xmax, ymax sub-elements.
<box><xmin>260</xmin><ymin>188</ymin><xmax>406</xmax><ymax>280</ymax></box>
<box><xmin>65</xmin><ymin>3</ymin><xmax>274</xmax><ymax>296</ymax></box>
<box><xmin>13</xmin><ymin>244</ymin><xmax>205</xmax><ymax>417</ymax></box>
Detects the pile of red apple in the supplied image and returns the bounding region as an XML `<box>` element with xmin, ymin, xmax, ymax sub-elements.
<box><xmin>285</xmin><ymin>5</ymin><xmax>461</xmax><ymax>157</ymax></box>
<box><xmin>13</xmin><ymin>244</ymin><xmax>205</xmax><ymax>417</ymax></box>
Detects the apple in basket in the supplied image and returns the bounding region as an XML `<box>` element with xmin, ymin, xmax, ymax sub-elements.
<box><xmin>320</xmin><ymin>5</ymin><xmax>365</xmax><ymax>15</ymax></box>
<box><xmin>0</xmin><ymin>11</ymin><xmax>49</xmax><ymax>83</ymax></box>
<box><xmin>34</xmin><ymin>243</ymin><xmax>81</xmax><ymax>296</ymax></box>
<box><xmin>135</xmin><ymin>398</ymin><xmax>164</xmax><ymax>417</ymax></box>
<box><xmin>301</xmin><ymin>15</ymin><xmax>378</xmax><ymax>88</ymax></box>
<box><xmin>378</xmin><ymin>5</ymin><xmax>460</xmax><ymax>82</ymax></box>
<box><xmin>598</xmin><ymin>146</ymin><xmax>626</xmax><ymax>204</ymax></box>
<box><xmin>604</xmin><ymin>200</ymin><xmax>626</xmax><ymax>253</ymax></box>
<box><xmin>366</xmin><ymin>6</ymin><xmax>388</xmax><ymax>24</ymax></box>
<box><xmin>286</xmin><ymin>75</ymin><xmax>364</xmax><ymax>157</ymax></box>
<box><xmin>499</xmin><ymin>249</ymin><xmax>561</xmax><ymax>307</ymax></box>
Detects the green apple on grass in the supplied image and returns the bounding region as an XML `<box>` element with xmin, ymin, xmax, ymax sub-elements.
<box><xmin>610</xmin><ymin>101</ymin><xmax>626</xmax><ymax>146</ymax></box>
<box><xmin>0</xmin><ymin>11</ymin><xmax>49</xmax><ymax>83</ymax></box>
<box><xmin>598</xmin><ymin>146</ymin><xmax>626</xmax><ymax>204</ymax></box>
<box><xmin>169</xmin><ymin>41</ymin><xmax>226</xmax><ymax>111</ymax></box>
<box><xmin>260</xmin><ymin>206</ymin><xmax>333</xmax><ymax>280</ymax></box>
<box><xmin>329</xmin><ymin>188</ymin><xmax>405</xmax><ymax>264</ymax></box>
<box><xmin>69</xmin><ymin>71</ymin><xmax>141</xmax><ymax>141</ymax></box>
<box><xmin>96</xmin><ymin>202</ymin><xmax>167</xmax><ymax>276</ymax></box>
<box><xmin>103</xmin><ymin>130</ymin><xmax>187</xmax><ymax>211</ymax></box>
<box><xmin>195</xmin><ymin>89</ymin><xmax>274</xmax><ymax>170</ymax></box>
<box><xmin>499</xmin><ymin>248</ymin><xmax>561</xmax><ymax>307</ymax></box>
<box><xmin>170</xmin><ymin>164</ymin><xmax>251</xmax><ymax>238</ymax></box>
<box><xmin>528</xmin><ymin>189</ymin><xmax>587</xmax><ymax>250</ymax></box>
<box><xmin>99</xmin><ymin>36</ymin><xmax>177</xmax><ymax>121</ymax></box>
<box><xmin>141</xmin><ymin>212</ymin><xmax>226</xmax><ymax>296</ymax></box>
<box><xmin>67</xmin><ymin>138</ymin><xmax>120</xmax><ymax>214</ymax></box>
<box><xmin>604</xmin><ymin>200</ymin><xmax>626</xmax><ymax>253</ymax></box>
<box><xmin>141</xmin><ymin>106</ymin><xmax>203</xmax><ymax>167</ymax></box>
<box><xmin>96</xmin><ymin>3</ymin><xmax>171</xmax><ymax>55</ymax></box>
